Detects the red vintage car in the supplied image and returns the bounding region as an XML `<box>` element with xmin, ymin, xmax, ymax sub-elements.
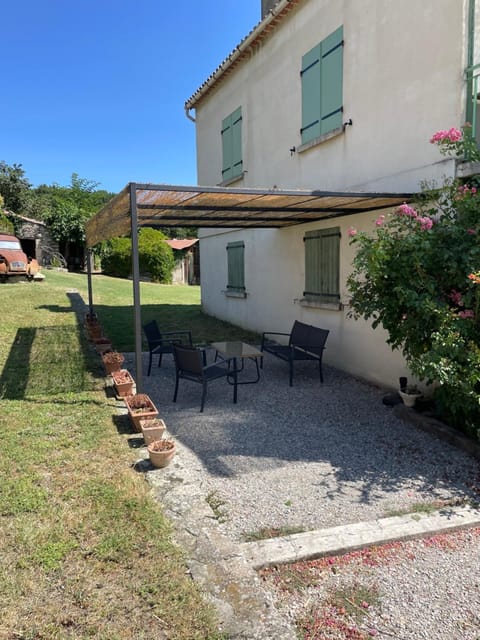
<box><xmin>0</xmin><ymin>233</ymin><xmax>39</xmax><ymax>280</ymax></box>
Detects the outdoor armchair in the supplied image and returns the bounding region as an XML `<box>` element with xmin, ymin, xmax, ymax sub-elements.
<box><xmin>261</xmin><ymin>320</ymin><xmax>329</xmax><ymax>386</ymax></box>
<box><xmin>172</xmin><ymin>344</ymin><xmax>234</xmax><ymax>412</ymax></box>
<box><xmin>143</xmin><ymin>319</ymin><xmax>193</xmax><ymax>376</ymax></box>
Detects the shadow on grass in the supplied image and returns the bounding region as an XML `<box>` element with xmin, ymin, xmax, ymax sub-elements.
<box><xmin>0</xmin><ymin>292</ymin><xmax>106</xmax><ymax>400</ymax></box>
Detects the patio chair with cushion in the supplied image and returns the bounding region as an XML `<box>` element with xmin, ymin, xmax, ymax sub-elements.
<box><xmin>143</xmin><ymin>320</ymin><xmax>193</xmax><ymax>376</ymax></box>
<box><xmin>172</xmin><ymin>344</ymin><xmax>234</xmax><ymax>412</ymax></box>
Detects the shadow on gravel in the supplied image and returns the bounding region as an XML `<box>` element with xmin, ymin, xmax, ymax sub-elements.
<box><xmin>131</xmin><ymin>349</ymin><xmax>480</xmax><ymax>535</ymax></box>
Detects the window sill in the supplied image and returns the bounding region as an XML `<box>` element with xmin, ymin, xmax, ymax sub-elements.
<box><xmin>299</xmin><ymin>298</ymin><xmax>342</xmax><ymax>311</ymax></box>
<box><xmin>223</xmin><ymin>289</ymin><xmax>247</xmax><ymax>299</ymax></box>
<box><xmin>219</xmin><ymin>172</ymin><xmax>246</xmax><ymax>187</ymax></box>
<box><xmin>297</xmin><ymin>126</ymin><xmax>344</xmax><ymax>153</ymax></box>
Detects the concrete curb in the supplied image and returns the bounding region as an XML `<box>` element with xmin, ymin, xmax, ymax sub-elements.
<box><xmin>240</xmin><ymin>505</ymin><xmax>480</xmax><ymax>570</ymax></box>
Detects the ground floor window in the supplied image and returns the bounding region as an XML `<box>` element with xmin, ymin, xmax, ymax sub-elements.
<box><xmin>303</xmin><ymin>227</ymin><xmax>340</xmax><ymax>303</ymax></box>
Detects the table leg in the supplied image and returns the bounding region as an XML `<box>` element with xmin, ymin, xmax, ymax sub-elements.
<box><xmin>233</xmin><ymin>357</ymin><xmax>238</xmax><ymax>403</ymax></box>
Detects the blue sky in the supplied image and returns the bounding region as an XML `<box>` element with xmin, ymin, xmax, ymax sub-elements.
<box><xmin>2</xmin><ymin>1</ymin><xmax>260</xmax><ymax>193</ymax></box>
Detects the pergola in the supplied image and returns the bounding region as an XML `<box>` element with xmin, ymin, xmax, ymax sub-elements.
<box><xmin>85</xmin><ymin>182</ymin><xmax>412</xmax><ymax>391</ymax></box>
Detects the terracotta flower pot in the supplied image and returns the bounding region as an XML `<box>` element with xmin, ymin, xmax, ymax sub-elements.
<box><xmin>112</xmin><ymin>369</ymin><xmax>135</xmax><ymax>397</ymax></box>
<box><xmin>94</xmin><ymin>337</ymin><xmax>113</xmax><ymax>354</ymax></box>
<box><xmin>147</xmin><ymin>439</ymin><xmax>176</xmax><ymax>468</ymax></box>
<box><xmin>102</xmin><ymin>351</ymin><xmax>125</xmax><ymax>374</ymax></box>
<box><xmin>140</xmin><ymin>418</ymin><xmax>166</xmax><ymax>446</ymax></box>
<box><xmin>87</xmin><ymin>323</ymin><xmax>103</xmax><ymax>340</ymax></box>
<box><xmin>124</xmin><ymin>394</ymin><xmax>158</xmax><ymax>432</ymax></box>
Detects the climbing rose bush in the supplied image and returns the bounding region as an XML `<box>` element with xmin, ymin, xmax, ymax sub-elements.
<box><xmin>347</xmin><ymin>126</ymin><xmax>480</xmax><ymax>439</ymax></box>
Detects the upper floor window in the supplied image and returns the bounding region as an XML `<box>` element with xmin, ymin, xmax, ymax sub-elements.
<box><xmin>301</xmin><ymin>26</ymin><xmax>344</xmax><ymax>145</ymax></box>
<box><xmin>221</xmin><ymin>107</ymin><xmax>243</xmax><ymax>182</ymax></box>
<box><xmin>304</xmin><ymin>227</ymin><xmax>340</xmax><ymax>304</ymax></box>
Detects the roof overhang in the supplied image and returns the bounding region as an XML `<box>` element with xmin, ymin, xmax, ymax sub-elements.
<box><xmin>86</xmin><ymin>183</ymin><xmax>413</xmax><ymax>247</ymax></box>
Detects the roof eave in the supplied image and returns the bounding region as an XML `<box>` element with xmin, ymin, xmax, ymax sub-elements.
<box><xmin>185</xmin><ymin>0</ymin><xmax>302</xmax><ymax>112</ymax></box>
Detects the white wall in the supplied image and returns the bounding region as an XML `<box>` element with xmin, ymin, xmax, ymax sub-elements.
<box><xmin>193</xmin><ymin>0</ymin><xmax>471</xmax><ymax>389</ymax></box>
<box><xmin>195</xmin><ymin>0</ymin><xmax>467</xmax><ymax>192</ymax></box>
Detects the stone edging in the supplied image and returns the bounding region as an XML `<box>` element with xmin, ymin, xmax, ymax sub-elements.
<box><xmin>393</xmin><ymin>404</ymin><xmax>480</xmax><ymax>460</ymax></box>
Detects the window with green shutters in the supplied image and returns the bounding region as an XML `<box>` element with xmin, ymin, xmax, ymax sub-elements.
<box><xmin>301</xmin><ymin>26</ymin><xmax>344</xmax><ymax>145</ymax></box>
<box><xmin>304</xmin><ymin>227</ymin><xmax>340</xmax><ymax>303</ymax></box>
<box><xmin>221</xmin><ymin>107</ymin><xmax>243</xmax><ymax>182</ymax></box>
<box><xmin>226</xmin><ymin>241</ymin><xmax>245</xmax><ymax>292</ymax></box>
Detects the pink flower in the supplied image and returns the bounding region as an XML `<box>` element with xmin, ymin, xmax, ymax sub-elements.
<box><xmin>348</xmin><ymin>227</ymin><xmax>357</xmax><ymax>237</ymax></box>
<box><xmin>467</xmin><ymin>228</ymin><xmax>476</xmax><ymax>235</ymax></box>
<box><xmin>449</xmin><ymin>289</ymin><xmax>463</xmax><ymax>306</ymax></box>
<box><xmin>430</xmin><ymin>127</ymin><xmax>462</xmax><ymax>144</ymax></box>
<box><xmin>375</xmin><ymin>214</ymin><xmax>385</xmax><ymax>226</ymax></box>
<box><xmin>458</xmin><ymin>310</ymin><xmax>474</xmax><ymax>319</ymax></box>
<box><xmin>397</xmin><ymin>203</ymin><xmax>418</xmax><ymax>217</ymax></box>
<box><xmin>417</xmin><ymin>216</ymin><xmax>433</xmax><ymax>230</ymax></box>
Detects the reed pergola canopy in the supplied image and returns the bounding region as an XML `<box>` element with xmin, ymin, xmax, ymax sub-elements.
<box><xmin>85</xmin><ymin>183</ymin><xmax>413</xmax><ymax>247</ymax></box>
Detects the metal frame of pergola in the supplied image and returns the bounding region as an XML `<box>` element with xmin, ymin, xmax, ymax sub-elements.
<box><xmin>85</xmin><ymin>182</ymin><xmax>413</xmax><ymax>392</ymax></box>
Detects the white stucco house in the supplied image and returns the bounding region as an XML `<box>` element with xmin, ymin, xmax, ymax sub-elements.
<box><xmin>184</xmin><ymin>0</ymin><xmax>480</xmax><ymax>389</ymax></box>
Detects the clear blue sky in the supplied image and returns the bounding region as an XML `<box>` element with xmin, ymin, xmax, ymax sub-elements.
<box><xmin>2</xmin><ymin>1</ymin><xmax>260</xmax><ymax>193</ymax></box>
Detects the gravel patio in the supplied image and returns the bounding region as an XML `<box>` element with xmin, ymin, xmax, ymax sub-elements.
<box><xmin>128</xmin><ymin>348</ymin><xmax>480</xmax><ymax>542</ymax></box>
<box><xmin>122</xmin><ymin>348</ymin><xmax>480</xmax><ymax>639</ymax></box>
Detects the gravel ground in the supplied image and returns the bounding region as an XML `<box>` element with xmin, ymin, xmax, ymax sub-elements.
<box><xmin>127</xmin><ymin>350</ymin><xmax>480</xmax><ymax>639</ymax></box>
<box><xmin>261</xmin><ymin>528</ymin><xmax>480</xmax><ymax>640</ymax></box>
<box><xmin>135</xmin><ymin>350</ymin><xmax>479</xmax><ymax>542</ymax></box>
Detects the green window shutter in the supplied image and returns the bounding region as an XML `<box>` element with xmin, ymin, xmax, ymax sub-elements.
<box><xmin>222</xmin><ymin>107</ymin><xmax>242</xmax><ymax>181</ymax></box>
<box><xmin>231</xmin><ymin>107</ymin><xmax>243</xmax><ymax>178</ymax></box>
<box><xmin>222</xmin><ymin>114</ymin><xmax>233</xmax><ymax>182</ymax></box>
<box><xmin>320</xmin><ymin>26</ymin><xmax>343</xmax><ymax>135</ymax></box>
<box><xmin>301</xmin><ymin>27</ymin><xmax>343</xmax><ymax>143</ymax></box>
<box><xmin>226</xmin><ymin>241</ymin><xmax>245</xmax><ymax>291</ymax></box>
<box><xmin>304</xmin><ymin>227</ymin><xmax>340</xmax><ymax>303</ymax></box>
<box><xmin>301</xmin><ymin>44</ymin><xmax>321</xmax><ymax>144</ymax></box>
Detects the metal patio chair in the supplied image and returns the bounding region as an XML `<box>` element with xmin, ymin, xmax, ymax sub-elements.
<box><xmin>172</xmin><ymin>344</ymin><xmax>234</xmax><ymax>412</ymax></box>
<box><xmin>143</xmin><ymin>319</ymin><xmax>193</xmax><ymax>376</ymax></box>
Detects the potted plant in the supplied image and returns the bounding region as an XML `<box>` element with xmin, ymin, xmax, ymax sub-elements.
<box><xmin>87</xmin><ymin>321</ymin><xmax>102</xmax><ymax>340</ymax></box>
<box><xmin>147</xmin><ymin>438</ymin><xmax>176</xmax><ymax>468</ymax></box>
<box><xmin>111</xmin><ymin>369</ymin><xmax>135</xmax><ymax>397</ymax></box>
<box><xmin>140</xmin><ymin>418</ymin><xmax>166</xmax><ymax>446</ymax></box>
<box><xmin>102</xmin><ymin>350</ymin><xmax>125</xmax><ymax>374</ymax></box>
<box><xmin>124</xmin><ymin>393</ymin><xmax>158</xmax><ymax>432</ymax></box>
<box><xmin>93</xmin><ymin>337</ymin><xmax>113</xmax><ymax>354</ymax></box>
<box><xmin>399</xmin><ymin>384</ymin><xmax>422</xmax><ymax>407</ymax></box>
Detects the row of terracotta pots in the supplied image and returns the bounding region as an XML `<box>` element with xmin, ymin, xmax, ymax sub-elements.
<box><xmin>124</xmin><ymin>394</ymin><xmax>176</xmax><ymax>467</ymax></box>
<box><xmin>87</xmin><ymin>313</ymin><xmax>176</xmax><ymax>469</ymax></box>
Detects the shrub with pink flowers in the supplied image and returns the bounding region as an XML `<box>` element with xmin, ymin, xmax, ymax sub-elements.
<box><xmin>347</xmin><ymin>128</ymin><xmax>480</xmax><ymax>438</ymax></box>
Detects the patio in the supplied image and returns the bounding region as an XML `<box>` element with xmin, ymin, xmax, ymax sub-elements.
<box><xmin>124</xmin><ymin>347</ymin><xmax>479</xmax><ymax>544</ymax></box>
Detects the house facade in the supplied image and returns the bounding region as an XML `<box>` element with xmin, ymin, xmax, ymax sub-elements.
<box><xmin>185</xmin><ymin>0</ymin><xmax>480</xmax><ymax>389</ymax></box>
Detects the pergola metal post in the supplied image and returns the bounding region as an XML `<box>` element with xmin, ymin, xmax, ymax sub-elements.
<box><xmin>130</xmin><ymin>183</ymin><xmax>144</xmax><ymax>393</ymax></box>
<box><xmin>86</xmin><ymin>248</ymin><xmax>94</xmax><ymax>316</ymax></box>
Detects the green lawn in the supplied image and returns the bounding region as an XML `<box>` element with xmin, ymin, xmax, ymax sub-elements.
<box><xmin>0</xmin><ymin>271</ymin><xmax>242</xmax><ymax>639</ymax></box>
<box><xmin>43</xmin><ymin>269</ymin><xmax>260</xmax><ymax>351</ymax></box>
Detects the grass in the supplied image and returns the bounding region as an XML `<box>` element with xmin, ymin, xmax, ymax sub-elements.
<box><xmin>40</xmin><ymin>270</ymin><xmax>260</xmax><ymax>351</ymax></box>
<box><xmin>241</xmin><ymin>525</ymin><xmax>305</xmax><ymax>542</ymax></box>
<box><xmin>0</xmin><ymin>271</ymin><xmax>252</xmax><ymax>639</ymax></box>
<box><xmin>205</xmin><ymin>491</ymin><xmax>228</xmax><ymax>523</ymax></box>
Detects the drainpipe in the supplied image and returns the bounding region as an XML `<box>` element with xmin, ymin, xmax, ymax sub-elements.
<box><xmin>466</xmin><ymin>0</ymin><xmax>476</xmax><ymax>128</ymax></box>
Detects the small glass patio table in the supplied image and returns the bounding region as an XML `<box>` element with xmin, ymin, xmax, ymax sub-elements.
<box><xmin>210</xmin><ymin>341</ymin><xmax>263</xmax><ymax>403</ymax></box>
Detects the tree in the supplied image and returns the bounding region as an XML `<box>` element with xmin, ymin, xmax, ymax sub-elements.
<box><xmin>347</xmin><ymin>126</ymin><xmax>480</xmax><ymax>439</ymax></box>
<box><xmin>38</xmin><ymin>174</ymin><xmax>114</xmax><ymax>263</ymax></box>
<box><xmin>0</xmin><ymin>161</ymin><xmax>33</xmax><ymax>214</ymax></box>
<box><xmin>101</xmin><ymin>228</ymin><xmax>175</xmax><ymax>283</ymax></box>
